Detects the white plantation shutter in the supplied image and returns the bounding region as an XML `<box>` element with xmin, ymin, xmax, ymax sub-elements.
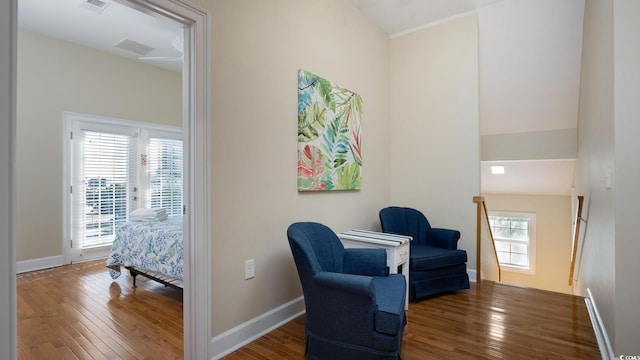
<box><xmin>147</xmin><ymin>137</ymin><xmax>183</xmax><ymax>216</ymax></box>
<box><xmin>75</xmin><ymin>130</ymin><xmax>135</xmax><ymax>249</ymax></box>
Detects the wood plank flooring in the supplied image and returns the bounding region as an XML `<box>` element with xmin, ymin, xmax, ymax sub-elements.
<box><xmin>18</xmin><ymin>261</ymin><xmax>600</xmax><ymax>359</ymax></box>
<box><xmin>222</xmin><ymin>281</ymin><xmax>601</xmax><ymax>360</ymax></box>
<box><xmin>17</xmin><ymin>260</ymin><xmax>183</xmax><ymax>360</ymax></box>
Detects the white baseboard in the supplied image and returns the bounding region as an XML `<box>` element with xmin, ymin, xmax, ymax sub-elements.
<box><xmin>468</xmin><ymin>269</ymin><xmax>477</xmax><ymax>282</ymax></box>
<box><xmin>584</xmin><ymin>288</ymin><xmax>614</xmax><ymax>360</ymax></box>
<box><xmin>210</xmin><ymin>296</ymin><xmax>305</xmax><ymax>359</ymax></box>
<box><xmin>16</xmin><ymin>255</ymin><xmax>65</xmax><ymax>274</ymax></box>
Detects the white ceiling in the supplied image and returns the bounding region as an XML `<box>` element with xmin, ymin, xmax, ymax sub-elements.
<box><xmin>18</xmin><ymin>0</ymin><xmax>583</xmax><ymax>197</ymax></box>
<box><xmin>481</xmin><ymin>160</ymin><xmax>576</xmax><ymax>196</ymax></box>
<box><xmin>351</xmin><ymin>0</ymin><xmax>504</xmax><ymax>36</ymax></box>
<box><xmin>18</xmin><ymin>0</ymin><xmax>184</xmax><ymax>73</ymax></box>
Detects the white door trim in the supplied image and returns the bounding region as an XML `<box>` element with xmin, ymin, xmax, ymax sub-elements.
<box><xmin>123</xmin><ymin>1</ymin><xmax>212</xmax><ymax>359</ymax></box>
<box><xmin>1</xmin><ymin>0</ymin><xmax>17</xmax><ymax>358</ymax></box>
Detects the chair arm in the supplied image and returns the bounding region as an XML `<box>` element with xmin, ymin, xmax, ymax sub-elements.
<box><xmin>343</xmin><ymin>248</ymin><xmax>387</xmax><ymax>276</ymax></box>
<box><xmin>427</xmin><ymin>228</ymin><xmax>461</xmax><ymax>250</ymax></box>
<box><xmin>313</xmin><ymin>271</ymin><xmax>375</xmax><ymax>297</ymax></box>
<box><xmin>309</xmin><ymin>272</ymin><xmax>383</xmax><ymax>346</ymax></box>
<box><xmin>374</xmin><ymin>274</ymin><xmax>406</xmax><ymax>335</ymax></box>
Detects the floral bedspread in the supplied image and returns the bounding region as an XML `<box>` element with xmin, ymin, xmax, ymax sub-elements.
<box><xmin>106</xmin><ymin>216</ymin><xmax>183</xmax><ymax>280</ymax></box>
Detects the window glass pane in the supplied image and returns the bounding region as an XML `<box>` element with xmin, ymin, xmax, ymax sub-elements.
<box><xmin>497</xmin><ymin>251</ymin><xmax>510</xmax><ymax>264</ymax></box>
<box><xmin>510</xmin><ymin>228</ymin><xmax>528</xmax><ymax>241</ymax></box>
<box><xmin>494</xmin><ymin>227</ymin><xmax>511</xmax><ymax>239</ymax></box>
<box><xmin>511</xmin><ymin>218</ymin><xmax>528</xmax><ymax>230</ymax></box>
<box><xmin>494</xmin><ymin>241</ymin><xmax>510</xmax><ymax>252</ymax></box>
<box><xmin>511</xmin><ymin>254</ymin><xmax>529</xmax><ymax>267</ymax></box>
<box><xmin>511</xmin><ymin>243</ymin><xmax>528</xmax><ymax>255</ymax></box>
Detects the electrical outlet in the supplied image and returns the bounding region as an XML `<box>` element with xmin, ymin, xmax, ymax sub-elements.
<box><xmin>245</xmin><ymin>259</ymin><xmax>255</xmax><ymax>279</ymax></box>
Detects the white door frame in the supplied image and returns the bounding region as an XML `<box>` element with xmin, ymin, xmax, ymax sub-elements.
<box><xmin>121</xmin><ymin>1</ymin><xmax>212</xmax><ymax>359</ymax></box>
<box><xmin>1</xmin><ymin>1</ymin><xmax>18</xmax><ymax>358</ymax></box>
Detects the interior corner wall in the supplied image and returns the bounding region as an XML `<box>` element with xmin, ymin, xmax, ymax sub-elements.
<box><xmin>208</xmin><ymin>0</ymin><xmax>390</xmax><ymax>336</ymax></box>
<box><xmin>483</xmin><ymin>194</ymin><xmax>573</xmax><ymax>294</ymax></box>
<box><xmin>574</xmin><ymin>0</ymin><xmax>616</xmax><ymax>351</ymax></box>
<box><xmin>16</xmin><ymin>29</ymin><xmax>181</xmax><ymax>262</ymax></box>
<box><xmin>389</xmin><ymin>15</ymin><xmax>480</xmax><ymax>265</ymax></box>
<box><xmin>613</xmin><ymin>0</ymin><xmax>640</xmax><ymax>355</ymax></box>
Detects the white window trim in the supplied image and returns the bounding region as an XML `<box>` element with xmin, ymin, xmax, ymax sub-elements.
<box><xmin>489</xmin><ymin>210</ymin><xmax>537</xmax><ymax>275</ymax></box>
<box><xmin>63</xmin><ymin>112</ymin><xmax>182</xmax><ymax>263</ymax></box>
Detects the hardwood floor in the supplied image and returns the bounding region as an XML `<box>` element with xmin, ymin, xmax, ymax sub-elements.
<box><xmin>17</xmin><ymin>260</ymin><xmax>183</xmax><ymax>360</ymax></box>
<box><xmin>18</xmin><ymin>261</ymin><xmax>600</xmax><ymax>359</ymax></box>
<box><xmin>222</xmin><ymin>281</ymin><xmax>601</xmax><ymax>360</ymax></box>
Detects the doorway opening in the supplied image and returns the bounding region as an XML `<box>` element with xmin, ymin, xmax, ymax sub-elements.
<box><xmin>15</xmin><ymin>0</ymin><xmax>210</xmax><ymax>357</ymax></box>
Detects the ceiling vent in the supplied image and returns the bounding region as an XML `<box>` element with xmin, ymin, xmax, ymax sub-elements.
<box><xmin>81</xmin><ymin>0</ymin><xmax>111</xmax><ymax>14</ymax></box>
<box><xmin>115</xmin><ymin>39</ymin><xmax>155</xmax><ymax>56</ymax></box>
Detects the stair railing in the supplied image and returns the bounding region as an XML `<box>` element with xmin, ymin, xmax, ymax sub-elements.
<box><xmin>473</xmin><ymin>196</ymin><xmax>501</xmax><ymax>283</ymax></box>
<box><xmin>569</xmin><ymin>195</ymin><xmax>584</xmax><ymax>286</ymax></box>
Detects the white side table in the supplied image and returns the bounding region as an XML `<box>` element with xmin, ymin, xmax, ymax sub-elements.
<box><xmin>338</xmin><ymin>230</ymin><xmax>411</xmax><ymax>310</ymax></box>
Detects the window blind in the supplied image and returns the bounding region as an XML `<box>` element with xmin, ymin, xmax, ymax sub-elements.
<box><xmin>76</xmin><ymin>130</ymin><xmax>134</xmax><ymax>249</ymax></box>
<box><xmin>147</xmin><ymin>137</ymin><xmax>183</xmax><ymax>216</ymax></box>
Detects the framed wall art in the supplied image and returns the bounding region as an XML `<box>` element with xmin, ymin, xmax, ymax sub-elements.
<box><xmin>297</xmin><ymin>69</ymin><xmax>362</xmax><ymax>191</ymax></box>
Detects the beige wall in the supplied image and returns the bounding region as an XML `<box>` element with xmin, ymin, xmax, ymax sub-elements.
<box><xmin>16</xmin><ymin>29</ymin><xmax>182</xmax><ymax>261</ymax></box>
<box><xmin>389</xmin><ymin>15</ymin><xmax>480</xmax><ymax>265</ymax></box>
<box><xmin>207</xmin><ymin>0</ymin><xmax>391</xmax><ymax>335</ymax></box>
<box><xmin>484</xmin><ymin>194</ymin><xmax>573</xmax><ymax>294</ymax></box>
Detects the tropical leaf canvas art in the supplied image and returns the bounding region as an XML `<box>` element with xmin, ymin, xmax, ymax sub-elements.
<box><xmin>298</xmin><ymin>69</ymin><xmax>363</xmax><ymax>191</ymax></box>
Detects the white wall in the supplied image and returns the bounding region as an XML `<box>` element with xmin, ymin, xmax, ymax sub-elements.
<box><xmin>613</xmin><ymin>0</ymin><xmax>640</xmax><ymax>355</ymax></box>
<box><xmin>389</xmin><ymin>15</ymin><xmax>480</xmax><ymax>264</ymax></box>
<box><xmin>16</xmin><ymin>29</ymin><xmax>181</xmax><ymax>262</ymax></box>
<box><xmin>478</xmin><ymin>0</ymin><xmax>584</xmax><ymax>136</ymax></box>
<box><xmin>576</xmin><ymin>1</ymin><xmax>640</xmax><ymax>355</ymax></box>
<box><xmin>484</xmin><ymin>194</ymin><xmax>573</xmax><ymax>294</ymax></box>
<box><xmin>574</xmin><ymin>0</ymin><xmax>616</xmax><ymax>351</ymax></box>
<box><xmin>207</xmin><ymin>0</ymin><xmax>391</xmax><ymax>336</ymax></box>
<box><xmin>481</xmin><ymin>129</ymin><xmax>577</xmax><ymax>161</ymax></box>
<box><xmin>0</xmin><ymin>0</ymin><xmax>17</xmax><ymax>358</ymax></box>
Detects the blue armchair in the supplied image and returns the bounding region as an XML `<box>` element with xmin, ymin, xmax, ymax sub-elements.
<box><xmin>379</xmin><ymin>206</ymin><xmax>470</xmax><ymax>300</ymax></box>
<box><xmin>287</xmin><ymin>222</ymin><xmax>406</xmax><ymax>360</ymax></box>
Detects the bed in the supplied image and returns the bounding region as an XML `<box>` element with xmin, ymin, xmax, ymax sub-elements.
<box><xmin>106</xmin><ymin>215</ymin><xmax>184</xmax><ymax>290</ymax></box>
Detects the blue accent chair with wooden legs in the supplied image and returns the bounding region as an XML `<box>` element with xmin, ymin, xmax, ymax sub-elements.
<box><xmin>287</xmin><ymin>222</ymin><xmax>407</xmax><ymax>360</ymax></box>
<box><xmin>379</xmin><ymin>206</ymin><xmax>470</xmax><ymax>301</ymax></box>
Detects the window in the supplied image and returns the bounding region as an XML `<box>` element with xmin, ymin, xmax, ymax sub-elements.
<box><xmin>488</xmin><ymin>211</ymin><xmax>536</xmax><ymax>274</ymax></box>
<box><xmin>147</xmin><ymin>137</ymin><xmax>183</xmax><ymax>216</ymax></box>
<box><xmin>77</xmin><ymin>130</ymin><xmax>135</xmax><ymax>249</ymax></box>
<box><xmin>65</xmin><ymin>113</ymin><xmax>182</xmax><ymax>262</ymax></box>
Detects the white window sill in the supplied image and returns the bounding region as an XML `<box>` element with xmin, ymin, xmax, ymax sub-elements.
<box><xmin>501</xmin><ymin>264</ymin><xmax>535</xmax><ymax>275</ymax></box>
